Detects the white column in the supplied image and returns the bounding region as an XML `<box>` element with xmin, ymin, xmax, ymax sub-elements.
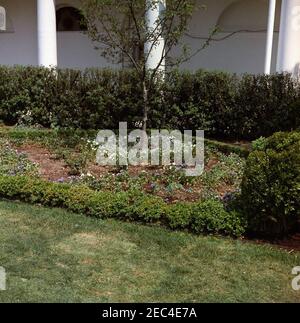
<box><xmin>37</xmin><ymin>0</ymin><xmax>57</xmax><ymax>67</ymax></box>
<box><xmin>277</xmin><ymin>0</ymin><xmax>300</xmax><ymax>76</ymax></box>
<box><xmin>145</xmin><ymin>0</ymin><xmax>165</xmax><ymax>71</ymax></box>
<box><xmin>264</xmin><ymin>0</ymin><xmax>276</xmax><ymax>74</ymax></box>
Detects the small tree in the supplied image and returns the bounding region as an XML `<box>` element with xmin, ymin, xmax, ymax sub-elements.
<box><xmin>81</xmin><ymin>0</ymin><xmax>212</xmax><ymax>130</ymax></box>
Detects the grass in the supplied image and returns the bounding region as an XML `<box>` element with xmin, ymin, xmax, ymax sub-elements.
<box><xmin>0</xmin><ymin>201</ymin><xmax>299</xmax><ymax>303</ymax></box>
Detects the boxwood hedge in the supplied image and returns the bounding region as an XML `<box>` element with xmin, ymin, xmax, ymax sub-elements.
<box><xmin>0</xmin><ymin>175</ymin><xmax>246</xmax><ymax>237</ymax></box>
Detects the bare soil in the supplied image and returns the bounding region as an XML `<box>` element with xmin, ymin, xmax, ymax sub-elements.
<box><xmin>248</xmin><ymin>234</ymin><xmax>300</xmax><ymax>253</ymax></box>
<box><xmin>16</xmin><ymin>143</ymin><xmax>70</xmax><ymax>181</ymax></box>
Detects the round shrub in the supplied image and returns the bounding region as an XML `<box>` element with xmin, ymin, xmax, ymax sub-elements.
<box><xmin>241</xmin><ymin>131</ymin><xmax>300</xmax><ymax>237</ymax></box>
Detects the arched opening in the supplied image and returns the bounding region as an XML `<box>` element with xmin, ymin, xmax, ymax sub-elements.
<box><xmin>217</xmin><ymin>0</ymin><xmax>281</xmax><ymax>33</ymax></box>
<box><xmin>56</xmin><ymin>6</ymin><xmax>87</xmax><ymax>32</ymax></box>
<box><xmin>56</xmin><ymin>4</ymin><xmax>104</xmax><ymax>68</ymax></box>
<box><xmin>0</xmin><ymin>5</ymin><xmax>14</xmax><ymax>33</ymax></box>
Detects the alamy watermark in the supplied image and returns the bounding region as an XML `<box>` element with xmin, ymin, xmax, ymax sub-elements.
<box><xmin>0</xmin><ymin>266</ymin><xmax>6</xmax><ymax>291</ymax></box>
<box><xmin>95</xmin><ymin>123</ymin><xmax>204</xmax><ymax>177</ymax></box>
<box><xmin>292</xmin><ymin>267</ymin><xmax>300</xmax><ymax>291</ymax></box>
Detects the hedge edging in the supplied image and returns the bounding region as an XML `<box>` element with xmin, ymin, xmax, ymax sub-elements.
<box><xmin>0</xmin><ymin>175</ymin><xmax>246</xmax><ymax>237</ymax></box>
<box><xmin>205</xmin><ymin>139</ymin><xmax>250</xmax><ymax>158</ymax></box>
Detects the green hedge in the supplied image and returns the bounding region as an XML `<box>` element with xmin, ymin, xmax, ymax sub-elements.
<box><xmin>0</xmin><ymin>175</ymin><xmax>246</xmax><ymax>237</ymax></box>
<box><xmin>241</xmin><ymin>131</ymin><xmax>300</xmax><ymax>237</ymax></box>
<box><xmin>0</xmin><ymin>67</ymin><xmax>143</xmax><ymax>129</ymax></box>
<box><xmin>0</xmin><ymin>66</ymin><xmax>299</xmax><ymax>140</ymax></box>
<box><xmin>205</xmin><ymin>138</ymin><xmax>250</xmax><ymax>158</ymax></box>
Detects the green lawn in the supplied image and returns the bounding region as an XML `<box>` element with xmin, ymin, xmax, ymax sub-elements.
<box><xmin>0</xmin><ymin>201</ymin><xmax>299</xmax><ymax>303</ymax></box>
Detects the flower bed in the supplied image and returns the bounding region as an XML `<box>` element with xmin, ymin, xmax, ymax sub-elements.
<box><xmin>0</xmin><ymin>127</ymin><xmax>249</xmax><ymax>237</ymax></box>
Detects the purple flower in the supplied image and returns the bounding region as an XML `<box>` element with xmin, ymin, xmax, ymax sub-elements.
<box><xmin>57</xmin><ymin>177</ymin><xmax>66</xmax><ymax>183</ymax></box>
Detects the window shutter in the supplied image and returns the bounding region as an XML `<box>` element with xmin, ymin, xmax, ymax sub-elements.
<box><xmin>0</xmin><ymin>7</ymin><xmax>6</xmax><ymax>31</ymax></box>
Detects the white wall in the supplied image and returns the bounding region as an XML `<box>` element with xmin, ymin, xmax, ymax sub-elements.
<box><xmin>0</xmin><ymin>0</ymin><xmax>110</xmax><ymax>68</ymax></box>
<box><xmin>0</xmin><ymin>0</ymin><xmax>282</xmax><ymax>74</ymax></box>
<box><xmin>56</xmin><ymin>0</ymin><xmax>113</xmax><ymax>68</ymax></box>
<box><xmin>0</xmin><ymin>0</ymin><xmax>37</xmax><ymax>66</ymax></box>
<box><xmin>175</xmin><ymin>0</ymin><xmax>282</xmax><ymax>74</ymax></box>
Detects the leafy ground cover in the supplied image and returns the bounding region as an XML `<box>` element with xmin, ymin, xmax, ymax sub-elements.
<box><xmin>0</xmin><ymin>127</ymin><xmax>246</xmax><ymax>203</ymax></box>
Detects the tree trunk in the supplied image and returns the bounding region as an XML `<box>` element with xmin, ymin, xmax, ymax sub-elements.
<box><xmin>142</xmin><ymin>80</ymin><xmax>149</xmax><ymax>133</ymax></box>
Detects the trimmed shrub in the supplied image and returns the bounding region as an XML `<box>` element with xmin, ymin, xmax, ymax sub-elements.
<box><xmin>0</xmin><ymin>67</ymin><xmax>143</xmax><ymax>129</ymax></box>
<box><xmin>126</xmin><ymin>191</ymin><xmax>166</xmax><ymax>223</ymax></box>
<box><xmin>233</xmin><ymin>74</ymin><xmax>299</xmax><ymax>139</ymax></box>
<box><xmin>166</xmin><ymin>202</ymin><xmax>193</xmax><ymax>230</ymax></box>
<box><xmin>0</xmin><ymin>175</ymin><xmax>246</xmax><ymax>237</ymax></box>
<box><xmin>241</xmin><ymin>131</ymin><xmax>300</xmax><ymax>237</ymax></box>
<box><xmin>159</xmin><ymin>70</ymin><xmax>238</xmax><ymax>136</ymax></box>
<box><xmin>0</xmin><ymin>67</ymin><xmax>299</xmax><ymax>140</ymax></box>
<box><xmin>0</xmin><ymin>66</ymin><xmax>57</xmax><ymax>126</ymax></box>
<box><xmin>165</xmin><ymin>200</ymin><xmax>246</xmax><ymax>237</ymax></box>
<box><xmin>191</xmin><ymin>200</ymin><xmax>246</xmax><ymax>237</ymax></box>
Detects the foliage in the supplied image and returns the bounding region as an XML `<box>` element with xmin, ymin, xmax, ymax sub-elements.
<box><xmin>70</xmin><ymin>150</ymin><xmax>245</xmax><ymax>201</ymax></box>
<box><xmin>252</xmin><ymin>136</ymin><xmax>268</xmax><ymax>151</ymax></box>
<box><xmin>241</xmin><ymin>131</ymin><xmax>300</xmax><ymax>237</ymax></box>
<box><xmin>0</xmin><ymin>127</ymin><xmax>247</xmax><ymax>204</ymax></box>
<box><xmin>159</xmin><ymin>71</ymin><xmax>300</xmax><ymax>139</ymax></box>
<box><xmin>81</xmin><ymin>0</ymin><xmax>200</xmax><ymax>130</ymax></box>
<box><xmin>235</xmin><ymin>74</ymin><xmax>299</xmax><ymax>138</ymax></box>
<box><xmin>166</xmin><ymin>202</ymin><xmax>193</xmax><ymax>229</ymax></box>
<box><xmin>81</xmin><ymin>0</ymin><xmax>198</xmax><ymax>68</ymax></box>
<box><xmin>205</xmin><ymin>138</ymin><xmax>250</xmax><ymax>158</ymax></box>
<box><xmin>0</xmin><ymin>140</ymin><xmax>38</xmax><ymax>177</ymax></box>
<box><xmin>0</xmin><ymin>67</ymin><xmax>299</xmax><ymax>140</ymax></box>
<box><xmin>191</xmin><ymin>200</ymin><xmax>246</xmax><ymax>236</ymax></box>
<box><xmin>201</xmin><ymin>153</ymin><xmax>245</xmax><ymax>194</ymax></box>
<box><xmin>0</xmin><ymin>175</ymin><xmax>246</xmax><ymax>237</ymax></box>
<box><xmin>0</xmin><ymin>67</ymin><xmax>143</xmax><ymax>129</ymax></box>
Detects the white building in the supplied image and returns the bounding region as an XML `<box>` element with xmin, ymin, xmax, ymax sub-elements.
<box><xmin>0</xmin><ymin>0</ymin><xmax>299</xmax><ymax>75</ymax></box>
